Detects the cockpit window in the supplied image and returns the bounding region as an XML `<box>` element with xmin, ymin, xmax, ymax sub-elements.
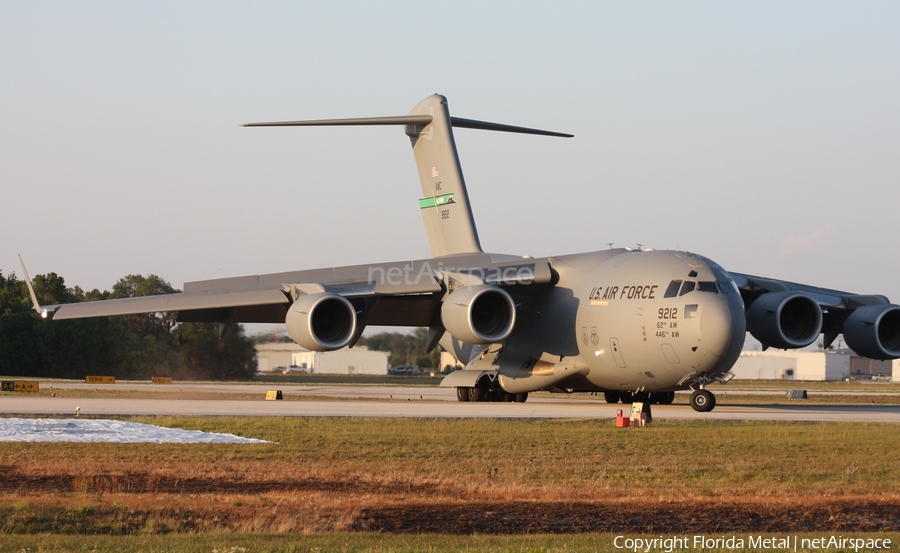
<box><xmin>667</xmin><ymin>279</ymin><xmax>717</xmax><ymax>297</ymax></box>
<box><xmin>664</xmin><ymin>280</ymin><xmax>682</xmax><ymax>298</ymax></box>
<box><xmin>698</xmin><ymin>281</ymin><xmax>719</xmax><ymax>293</ymax></box>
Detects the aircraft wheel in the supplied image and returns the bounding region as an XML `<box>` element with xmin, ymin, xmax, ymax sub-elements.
<box><xmin>619</xmin><ymin>391</ymin><xmax>634</xmax><ymax>404</ymax></box>
<box><xmin>469</xmin><ymin>387</ymin><xmax>487</xmax><ymax>402</ymax></box>
<box><xmin>514</xmin><ymin>392</ymin><xmax>528</xmax><ymax>403</ymax></box>
<box><xmin>655</xmin><ymin>392</ymin><xmax>675</xmax><ymax>405</ymax></box>
<box><xmin>690</xmin><ymin>390</ymin><xmax>716</xmax><ymax>412</ymax></box>
<box><xmin>603</xmin><ymin>391</ymin><xmax>620</xmax><ymax>404</ymax></box>
<box><xmin>457</xmin><ymin>387</ymin><xmax>470</xmax><ymax>402</ymax></box>
<box><xmin>502</xmin><ymin>393</ymin><xmax>515</xmax><ymax>402</ymax></box>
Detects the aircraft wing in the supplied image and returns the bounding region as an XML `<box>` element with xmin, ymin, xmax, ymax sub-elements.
<box><xmin>38</xmin><ymin>254</ymin><xmax>555</xmax><ymax>330</ymax></box>
<box><xmin>729</xmin><ymin>271</ymin><xmax>894</xmax><ymax>353</ymax></box>
<box><xmin>730</xmin><ymin>272</ymin><xmax>890</xmax><ymax>311</ymax></box>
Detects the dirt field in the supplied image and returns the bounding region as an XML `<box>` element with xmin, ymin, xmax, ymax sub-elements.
<box><xmin>355</xmin><ymin>498</ymin><xmax>900</xmax><ymax>534</ymax></box>
<box><xmin>2</xmin><ymin>458</ymin><xmax>898</xmax><ymax>535</ymax></box>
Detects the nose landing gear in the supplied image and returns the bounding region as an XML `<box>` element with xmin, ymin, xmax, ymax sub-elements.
<box><xmin>690</xmin><ymin>389</ymin><xmax>716</xmax><ymax>412</ymax></box>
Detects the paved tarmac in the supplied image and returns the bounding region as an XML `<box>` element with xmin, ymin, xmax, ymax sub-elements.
<box><xmin>2</xmin><ymin>382</ymin><xmax>899</xmax><ymax>422</ymax></box>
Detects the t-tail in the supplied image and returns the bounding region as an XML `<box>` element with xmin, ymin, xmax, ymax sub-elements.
<box><xmin>244</xmin><ymin>94</ymin><xmax>572</xmax><ymax>257</ymax></box>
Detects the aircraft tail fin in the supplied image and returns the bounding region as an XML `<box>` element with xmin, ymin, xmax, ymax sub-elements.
<box><xmin>244</xmin><ymin>94</ymin><xmax>572</xmax><ymax>258</ymax></box>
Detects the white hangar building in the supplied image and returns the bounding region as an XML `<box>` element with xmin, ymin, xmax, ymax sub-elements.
<box><xmin>254</xmin><ymin>342</ymin><xmax>305</xmax><ymax>373</ymax></box>
<box><xmin>291</xmin><ymin>347</ymin><xmax>388</xmax><ymax>375</ymax></box>
<box><xmin>731</xmin><ymin>349</ymin><xmax>896</xmax><ymax>381</ymax></box>
<box><xmin>254</xmin><ymin>342</ymin><xmax>388</xmax><ymax>375</ymax></box>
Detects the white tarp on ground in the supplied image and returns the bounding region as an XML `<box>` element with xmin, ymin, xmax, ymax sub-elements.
<box><xmin>0</xmin><ymin>418</ymin><xmax>269</xmax><ymax>443</ymax></box>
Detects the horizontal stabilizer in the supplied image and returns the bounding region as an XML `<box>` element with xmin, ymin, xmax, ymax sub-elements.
<box><xmin>243</xmin><ymin>94</ymin><xmax>572</xmax><ymax>258</ymax></box>
<box><xmin>243</xmin><ymin>115</ymin><xmax>433</xmax><ymax>128</ymax></box>
<box><xmin>449</xmin><ymin>117</ymin><xmax>573</xmax><ymax>138</ymax></box>
<box><xmin>244</xmin><ymin>115</ymin><xmax>572</xmax><ymax>138</ymax></box>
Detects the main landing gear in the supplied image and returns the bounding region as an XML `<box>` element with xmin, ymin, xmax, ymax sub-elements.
<box><xmin>603</xmin><ymin>391</ymin><xmax>675</xmax><ymax>405</ymax></box>
<box><xmin>603</xmin><ymin>389</ymin><xmax>717</xmax><ymax>412</ymax></box>
<box><xmin>456</xmin><ymin>387</ymin><xmax>527</xmax><ymax>403</ymax></box>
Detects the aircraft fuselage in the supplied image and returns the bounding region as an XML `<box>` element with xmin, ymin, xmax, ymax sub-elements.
<box><xmin>453</xmin><ymin>248</ymin><xmax>746</xmax><ymax>398</ymax></box>
<box><xmin>566</xmin><ymin>248</ymin><xmax>745</xmax><ymax>392</ymax></box>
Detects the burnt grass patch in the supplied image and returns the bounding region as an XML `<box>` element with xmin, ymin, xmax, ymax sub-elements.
<box><xmin>353</xmin><ymin>499</ymin><xmax>900</xmax><ymax>534</ymax></box>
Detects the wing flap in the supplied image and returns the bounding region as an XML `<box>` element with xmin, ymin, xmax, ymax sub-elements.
<box><xmin>183</xmin><ymin>257</ymin><xmax>554</xmax><ymax>294</ymax></box>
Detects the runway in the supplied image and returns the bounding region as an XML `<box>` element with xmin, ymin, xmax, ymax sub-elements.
<box><xmin>3</xmin><ymin>382</ymin><xmax>900</xmax><ymax>422</ymax></box>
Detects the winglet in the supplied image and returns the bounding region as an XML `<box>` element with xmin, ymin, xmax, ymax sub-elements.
<box><xmin>17</xmin><ymin>254</ymin><xmax>50</xmax><ymax>319</ymax></box>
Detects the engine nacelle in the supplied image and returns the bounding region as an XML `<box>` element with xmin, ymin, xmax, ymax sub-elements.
<box><xmin>747</xmin><ymin>291</ymin><xmax>822</xmax><ymax>349</ymax></box>
<box><xmin>843</xmin><ymin>304</ymin><xmax>900</xmax><ymax>360</ymax></box>
<box><xmin>441</xmin><ymin>285</ymin><xmax>516</xmax><ymax>345</ymax></box>
<box><xmin>285</xmin><ymin>293</ymin><xmax>357</xmax><ymax>351</ymax></box>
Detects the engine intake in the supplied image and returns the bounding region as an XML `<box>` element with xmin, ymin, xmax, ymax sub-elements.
<box><xmin>843</xmin><ymin>304</ymin><xmax>900</xmax><ymax>360</ymax></box>
<box><xmin>441</xmin><ymin>285</ymin><xmax>516</xmax><ymax>344</ymax></box>
<box><xmin>285</xmin><ymin>293</ymin><xmax>357</xmax><ymax>351</ymax></box>
<box><xmin>747</xmin><ymin>291</ymin><xmax>822</xmax><ymax>349</ymax></box>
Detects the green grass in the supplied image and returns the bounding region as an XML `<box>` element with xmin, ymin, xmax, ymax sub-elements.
<box><xmin>4</xmin><ymin>417</ymin><xmax>900</xmax><ymax>495</ymax></box>
<box><xmin>1</xmin><ymin>532</ymin><xmax>898</xmax><ymax>552</ymax></box>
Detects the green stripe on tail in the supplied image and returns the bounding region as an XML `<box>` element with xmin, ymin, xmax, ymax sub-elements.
<box><xmin>419</xmin><ymin>193</ymin><xmax>457</xmax><ymax>209</ymax></box>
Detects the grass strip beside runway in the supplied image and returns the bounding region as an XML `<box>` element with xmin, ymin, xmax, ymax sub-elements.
<box><xmin>1</xmin><ymin>417</ymin><xmax>899</xmax><ymax>550</ymax></box>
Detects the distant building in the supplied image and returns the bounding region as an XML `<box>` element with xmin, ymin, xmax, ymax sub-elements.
<box><xmin>254</xmin><ymin>342</ymin><xmax>306</xmax><ymax>373</ymax></box>
<box><xmin>292</xmin><ymin>347</ymin><xmax>388</xmax><ymax>375</ymax></box>
<box><xmin>732</xmin><ymin>349</ymin><xmax>897</xmax><ymax>381</ymax></box>
<box><xmin>254</xmin><ymin>342</ymin><xmax>388</xmax><ymax>375</ymax></box>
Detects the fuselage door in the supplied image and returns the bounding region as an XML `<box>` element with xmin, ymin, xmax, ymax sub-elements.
<box><xmin>660</xmin><ymin>343</ymin><xmax>680</xmax><ymax>364</ymax></box>
<box><xmin>610</xmin><ymin>337</ymin><xmax>626</xmax><ymax>368</ymax></box>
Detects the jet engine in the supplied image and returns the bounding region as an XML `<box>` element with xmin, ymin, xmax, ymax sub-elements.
<box><xmin>285</xmin><ymin>293</ymin><xmax>357</xmax><ymax>351</ymax></box>
<box><xmin>747</xmin><ymin>291</ymin><xmax>822</xmax><ymax>349</ymax></box>
<box><xmin>843</xmin><ymin>304</ymin><xmax>900</xmax><ymax>360</ymax></box>
<box><xmin>441</xmin><ymin>285</ymin><xmax>516</xmax><ymax>344</ymax></box>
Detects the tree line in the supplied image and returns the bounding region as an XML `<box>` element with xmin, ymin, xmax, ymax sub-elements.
<box><xmin>356</xmin><ymin>328</ymin><xmax>441</xmax><ymax>369</ymax></box>
<box><xmin>0</xmin><ymin>270</ymin><xmax>256</xmax><ymax>380</ymax></box>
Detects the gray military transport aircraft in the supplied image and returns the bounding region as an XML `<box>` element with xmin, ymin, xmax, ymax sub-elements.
<box><xmin>21</xmin><ymin>94</ymin><xmax>900</xmax><ymax>412</ymax></box>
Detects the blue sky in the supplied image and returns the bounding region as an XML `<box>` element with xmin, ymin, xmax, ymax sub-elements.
<box><xmin>2</xmin><ymin>2</ymin><xmax>899</xmax><ymax>336</ymax></box>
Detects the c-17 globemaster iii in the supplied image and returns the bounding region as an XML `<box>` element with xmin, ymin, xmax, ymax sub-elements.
<box><xmin>21</xmin><ymin>94</ymin><xmax>900</xmax><ymax>412</ymax></box>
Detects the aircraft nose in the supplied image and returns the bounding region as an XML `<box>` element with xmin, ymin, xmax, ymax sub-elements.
<box><xmin>699</xmin><ymin>296</ymin><xmax>745</xmax><ymax>362</ymax></box>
